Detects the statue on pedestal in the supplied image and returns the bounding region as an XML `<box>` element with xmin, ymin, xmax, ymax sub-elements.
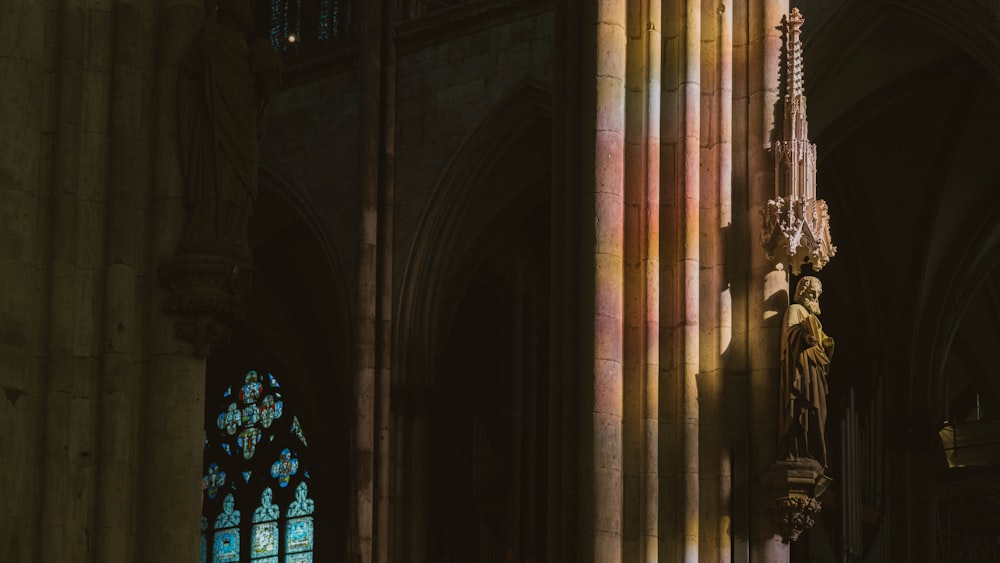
<box><xmin>163</xmin><ymin>0</ymin><xmax>281</xmax><ymax>355</ymax></box>
<box><xmin>177</xmin><ymin>0</ymin><xmax>281</xmax><ymax>262</ymax></box>
<box><xmin>779</xmin><ymin>275</ymin><xmax>834</xmax><ymax>468</ymax></box>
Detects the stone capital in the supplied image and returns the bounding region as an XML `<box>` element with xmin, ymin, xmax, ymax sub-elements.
<box><xmin>159</xmin><ymin>253</ymin><xmax>253</xmax><ymax>356</ymax></box>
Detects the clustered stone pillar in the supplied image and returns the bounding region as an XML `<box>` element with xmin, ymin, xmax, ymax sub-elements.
<box><xmin>553</xmin><ymin>0</ymin><xmax>794</xmax><ymax>561</ymax></box>
<box><xmin>0</xmin><ymin>0</ymin><xmax>217</xmax><ymax>561</ymax></box>
<box><xmin>0</xmin><ymin>1</ymin><xmax>48</xmax><ymax>561</ymax></box>
<box><xmin>745</xmin><ymin>1</ymin><xmax>792</xmax><ymax>561</ymax></box>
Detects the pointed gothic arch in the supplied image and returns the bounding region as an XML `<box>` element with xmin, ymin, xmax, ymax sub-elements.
<box><xmin>395</xmin><ymin>75</ymin><xmax>553</xmax><ymax>387</ymax></box>
<box><xmin>392</xmin><ymin>75</ymin><xmax>554</xmax><ymax>561</ymax></box>
<box><xmin>201</xmin><ymin>166</ymin><xmax>353</xmax><ymax>561</ymax></box>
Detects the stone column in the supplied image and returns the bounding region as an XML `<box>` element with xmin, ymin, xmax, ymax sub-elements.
<box><xmin>40</xmin><ymin>0</ymin><xmax>114</xmax><ymax>559</ymax></box>
<box><xmin>660</xmin><ymin>0</ymin><xmax>702</xmax><ymax>559</ymax></box>
<box><xmin>97</xmin><ymin>1</ymin><xmax>154</xmax><ymax>560</ymax></box>
<box><xmin>578</xmin><ymin>1</ymin><xmax>627</xmax><ymax>562</ymax></box>
<box><xmin>622</xmin><ymin>0</ymin><xmax>661</xmax><ymax>561</ymax></box>
<box><xmin>140</xmin><ymin>2</ymin><xmax>208</xmax><ymax>562</ymax></box>
<box><xmin>697</xmin><ymin>0</ymin><xmax>735</xmax><ymax>558</ymax></box>
<box><xmin>0</xmin><ymin>1</ymin><xmax>49</xmax><ymax>560</ymax></box>
<box><xmin>355</xmin><ymin>0</ymin><xmax>385</xmax><ymax>560</ymax></box>
<box><xmin>743</xmin><ymin>0</ymin><xmax>789</xmax><ymax>561</ymax></box>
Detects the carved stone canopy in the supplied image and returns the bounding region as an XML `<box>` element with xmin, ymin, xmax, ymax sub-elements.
<box><xmin>761</xmin><ymin>7</ymin><xmax>836</xmax><ymax>275</ymax></box>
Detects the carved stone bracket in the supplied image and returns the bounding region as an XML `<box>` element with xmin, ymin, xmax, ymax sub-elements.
<box><xmin>159</xmin><ymin>253</ymin><xmax>253</xmax><ymax>356</ymax></box>
<box><xmin>761</xmin><ymin>458</ymin><xmax>833</xmax><ymax>543</ymax></box>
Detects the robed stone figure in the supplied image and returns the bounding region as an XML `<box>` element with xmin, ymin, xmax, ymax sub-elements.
<box><xmin>779</xmin><ymin>276</ymin><xmax>834</xmax><ymax>468</ymax></box>
<box><xmin>177</xmin><ymin>0</ymin><xmax>281</xmax><ymax>262</ymax></box>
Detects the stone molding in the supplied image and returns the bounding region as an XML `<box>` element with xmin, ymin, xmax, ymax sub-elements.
<box><xmin>159</xmin><ymin>253</ymin><xmax>253</xmax><ymax>356</ymax></box>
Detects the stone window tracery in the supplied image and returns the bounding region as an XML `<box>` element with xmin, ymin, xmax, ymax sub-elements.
<box><xmin>202</xmin><ymin>370</ymin><xmax>315</xmax><ymax>563</ymax></box>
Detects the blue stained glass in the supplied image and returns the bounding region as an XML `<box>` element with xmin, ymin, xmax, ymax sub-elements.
<box><xmin>222</xmin><ymin>443</ymin><xmax>232</xmax><ymax>456</ymax></box>
<box><xmin>260</xmin><ymin>395</ymin><xmax>283</xmax><ymax>428</ymax></box>
<box><xmin>285</xmin><ymin>517</ymin><xmax>314</xmax><ymax>553</ymax></box>
<box><xmin>219</xmin><ymin>403</ymin><xmax>241</xmax><ymax>435</ymax></box>
<box><xmin>203</xmin><ymin>462</ymin><xmax>227</xmax><ymax>499</ymax></box>
<box><xmin>224</xmin><ymin>385</ymin><xmax>232</xmax><ymax>398</ymax></box>
<box><xmin>201</xmin><ymin>517</ymin><xmax>208</xmax><ymax>563</ymax></box>
<box><xmin>253</xmin><ymin>488</ymin><xmax>280</xmax><ymax>523</ymax></box>
<box><xmin>268</xmin><ymin>373</ymin><xmax>280</xmax><ymax>387</ymax></box>
<box><xmin>252</xmin><ymin>521</ymin><xmax>279</xmax><ymax>558</ymax></box>
<box><xmin>214</xmin><ymin>528</ymin><xmax>241</xmax><ymax>562</ymax></box>
<box><xmin>285</xmin><ymin>553</ymin><xmax>312</xmax><ymax>563</ymax></box>
<box><xmin>215</xmin><ymin>494</ymin><xmax>241</xmax><ymax>528</ymax></box>
<box><xmin>239</xmin><ymin>426</ymin><xmax>262</xmax><ymax>459</ymax></box>
<box><xmin>287</xmin><ymin>482</ymin><xmax>314</xmax><ymax>517</ymax></box>
<box><xmin>243</xmin><ymin>470</ymin><xmax>253</xmax><ymax>483</ymax></box>
<box><xmin>242</xmin><ymin>403</ymin><xmax>261</xmax><ymax>428</ymax></box>
<box><xmin>241</xmin><ymin>371</ymin><xmax>262</xmax><ymax>403</ymax></box>
<box><xmin>270</xmin><ymin>448</ymin><xmax>299</xmax><ymax>487</ymax></box>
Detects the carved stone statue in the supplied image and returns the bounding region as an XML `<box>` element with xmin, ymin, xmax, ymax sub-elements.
<box><xmin>177</xmin><ymin>0</ymin><xmax>281</xmax><ymax>262</ymax></box>
<box><xmin>779</xmin><ymin>276</ymin><xmax>834</xmax><ymax>467</ymax></box>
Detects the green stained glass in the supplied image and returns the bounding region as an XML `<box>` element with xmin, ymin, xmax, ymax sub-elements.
<box><xmin>291</xmin><ymin>416</ymin><xmax>308</xmax><ymax>446</ymax></box>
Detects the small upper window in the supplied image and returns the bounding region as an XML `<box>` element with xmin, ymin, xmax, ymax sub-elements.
<box><xmin>256</xmin><ymin>0</ymin><xmax>354</xmax><ymax>53</ymax></box>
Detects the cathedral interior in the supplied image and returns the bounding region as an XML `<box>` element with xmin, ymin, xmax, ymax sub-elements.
<box><xmin>1</xmin><ymin>0</ymin><xmax>999</xmax><ymax>562</ymax></box>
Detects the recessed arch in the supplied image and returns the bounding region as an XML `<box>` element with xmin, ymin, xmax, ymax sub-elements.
<box><xmin>203</xmin><ymin>167</ymin><xmax>353</xmax><ymax>561</ymax></box>
<box><xmin>395</xmin><ymin>75</ymin><xmax>553</xmax><ymax>387</ymax></box>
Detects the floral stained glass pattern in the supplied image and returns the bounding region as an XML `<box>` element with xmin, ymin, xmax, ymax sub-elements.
<box><xmin>270</xmin><ymin>448</ymin><xmax>299</xmax><ymax>487</ymax></box>
<box><xmin>216</xmin><ymin>371</ymin><xmax>285</xmax><ymax>460</ymax></box>
<box><xmin>204</xmin><ymin>462</ymin><xmax>227</xmax><ymax>499</ymax></box>
<box><xmin>203</xmin><ymin>369</ymin><xmax>315</xmax><ymax>562</ymax></box>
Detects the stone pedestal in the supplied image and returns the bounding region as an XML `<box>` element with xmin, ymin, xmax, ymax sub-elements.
<box><xmin>159</xmin><ymin>253</ymin><xmax>253</xmax><ymax>356</ymax></box>
<box><xmin>761</xmin><ymin>458</ymin><xmax>832</xmax><ymax>543</ymax></box>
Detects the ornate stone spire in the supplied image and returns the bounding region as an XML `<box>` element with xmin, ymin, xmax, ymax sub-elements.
<box><xmin>762</xmin><ymin>7</ymin><xmax>836</xmax><ymax>275</ymax></box>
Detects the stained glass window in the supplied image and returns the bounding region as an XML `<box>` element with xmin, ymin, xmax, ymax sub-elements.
<box><xmin>256</xmin><ymin>0</ymin><xmax>353</xmax><ymax>53</ymax></box>
<box><xmin>286</xmin><ymin>482</ymin><xmax>315</xmax><ymax>563</ymax></box>
<box><xmin>203</xmin><ymin>369</ymin><xmax>315</xmax><ymax>562</ymax></box>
